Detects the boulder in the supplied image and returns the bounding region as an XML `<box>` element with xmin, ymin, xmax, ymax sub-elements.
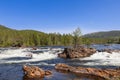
<box><xmin>58</xmin><ymin>46</ymin><xmax>96</xmax><ymax>59</ymax></box>
<box><xmin>23</xmin><ymin>65</ymin><xmax>52</xmax><ymax>80</ymax></box>
<box><xmin>55</xmin><ymin>63</ymin><xmax>120</xmax><ymax>80</ymax></box>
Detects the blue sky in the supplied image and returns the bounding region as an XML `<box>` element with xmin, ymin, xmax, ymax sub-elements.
<box><xmin>0</xmin><ymin>0</ymin><xmax>120</xmax><ymax>34</ymax></box>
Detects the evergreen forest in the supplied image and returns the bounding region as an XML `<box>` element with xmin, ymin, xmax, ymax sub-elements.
<box><xmin>0</xmin><ymin>25</ymin><xmax>120</xmax><ymax>47</ymax></box>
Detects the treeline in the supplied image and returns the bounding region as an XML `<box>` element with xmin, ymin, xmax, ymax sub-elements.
<box><xmin>0</xmin><ymin>30</ymin><xmax>73</xmax><ymax>47</ymax></box>
<box><xmin>0</xmin><ymin>25</ymin><xmax>120</xmax><ymax>47</ymax></box>
<box><xmin>82</xmin><ymin>37</ymin><xmax>120</xmax><ymax>45</ymax></box>
<box><xmin>0</xmin><ymin>25</ymin><xmax>74</xmax><ymax>47</ymax></box>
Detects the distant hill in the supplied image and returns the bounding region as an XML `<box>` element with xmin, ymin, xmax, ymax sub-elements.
<box><xmin>0</xmin><ymin>24</ymin><xmax>46</xmax><ymax>47</ymax></box>
<box><xmin>0</xmin><ymin>25</ymin><xmax>13</xmax><ymax>30</ymax></box>
<box><xmin>83</xmin><ymin>30</ymin><xmax>120</xmax><ymax>38</ymax></box>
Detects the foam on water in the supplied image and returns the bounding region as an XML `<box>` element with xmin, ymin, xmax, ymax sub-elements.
<box><xmin>81</xmin><ymin>51</ymin><xmax>120</xmax><ymax>66</ymax></box>
<box><xmin>27</xmin><ymin>62</ymin><xmax>55</xmax><ymax>66</ymax></box>
<box><xmin>1</xmin><ymin>47</ymin><xmax>120</xmax><ymax>67</ymax></box>
<box><xmin>0</xmin><ymin>48</ymin><xmax>29</xmax><ymax>58</ymax></box>
<box><xmin>0</xmin><ymin>48</ymin><xmax>58</xmax><ymax>64</ymax></box>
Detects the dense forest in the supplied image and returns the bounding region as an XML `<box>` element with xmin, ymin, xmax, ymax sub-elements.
<box><xmin>0</xmin><ymin>25</ymin><xmax>120</xmax><ymax>47</ymax></box>
<box><xmin>0</xmin><ymin>25</ymin><xmax>74</xmax><ymax>47</ymax></box>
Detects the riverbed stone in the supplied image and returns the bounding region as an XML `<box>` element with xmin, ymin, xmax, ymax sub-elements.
<box><xmin>58</xmin><ymin>46</ymin><xmax>96</xmax><ymax>59</ymax></box>
<box><xmin>55</xmin><ymin>63</ymin><xmax>120</xmax><ymax>80</ymax></box>
<box><xmin>23</xmin><ymin>65</ymin><xmax>52</xmax><ymax>79</ymax></box>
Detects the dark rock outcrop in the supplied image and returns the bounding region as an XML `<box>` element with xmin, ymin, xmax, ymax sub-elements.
<box><xmin>12</xmin><ymin>43</ymin><xmax>22</xmax><ymax>47</ymax></box>
<box><xmin>55</xmin><ymin>63</ymin><xmax>120</xmax><ymax>80</ymax></box>
<box><xmin>58</xmin><ymin>46</ymin><xmax>96</xmax><ymax>59</ymax></box>
<box><xmin>32</xmin><ymin>47</ymin><xmax>37</xmax><ymax>50</ymax></box>
<box><xmin>23</xmin><ymin>65</ymin><xmax>52</xmax><ymax>80</ymax></box>
<box><xmin>98</xmin><ymin>49</ymin><xmax>120</xmax><ymax>53</ymax></box>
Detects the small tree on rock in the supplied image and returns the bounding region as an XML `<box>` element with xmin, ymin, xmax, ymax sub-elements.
<box><xmin>72</xmin><ymin>27</ymin><xmax>82</xmax><ymax>48</ymax></box>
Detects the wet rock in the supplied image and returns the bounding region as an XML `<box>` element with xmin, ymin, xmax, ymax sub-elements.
<box><xmin>26</xmin><ymin>53</ymin><xmax>33</xmax><ymax>58</ymax></box>
<box><xmin>103</xmin><ymin>49</ymin><xmax>112</xmax><ymax>53</ymax></box>
<box><xmin>23</xmin><ymin>65</ymin><xmax>45</xmax><ymax>78</ymax></box>
<box><xmin>12</xmin><ymin>43</ymin><xmax>22</xmax><ymax>47</ymax></box>
<box><xmin>32</xmin><ymin>47</ymin><xmax>37</xmax><ymax>50</ymax></box>
<box><xmin>23</xmin><ymin>76</ymin><xmax>43</xmax><ymax>80</ymax></box>
<box><xmin>45</xmin><ymin>70</ymin><xmax>52</xmax><ymax>76</ymax></box>
<box><xmin>58</xmin><ymin>46</ymin><xmax>96</xmax><ymax>59</ymax></box>
<box><xmin>98</xmin><ymin>49</ymin><xmax>120</xmax><ymax>53</ymax></box>
<box><xmin>55</xmin><ymin>63</ymin><xmax>120</xmax><ymax>80</ymax></box>
<box><xmin>55</xmin><ymin>63</ymin><xmax>73</xmax><ymax>72</ymax></box>
<box><xmin>23</xmin><ymin>65</ymin><xmax>52</xmax><ymax>80</ymax></box>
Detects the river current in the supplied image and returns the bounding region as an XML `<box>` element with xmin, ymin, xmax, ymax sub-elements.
<box><xmin>0</xmin><ymin>44</ymin><xmax>120</xmax><ymax>80</ymax></box>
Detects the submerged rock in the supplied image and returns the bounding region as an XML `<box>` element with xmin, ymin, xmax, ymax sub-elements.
<box><xmin>23</xmin><ymin>65</ymin><xmax>52</xmax><ymax>80</ymax></box>
<box><xmin>45</xmin><ymin>70</ymin><xmax>52</xmax><ymax>76</ymax></box>
<box><xmin>58</xmin><ymin>46</ymin><xmax>96</xmax><ymax>59</ymax></box>
<box><xmin>55</xmin><ymin>63</ymin><xmax>120</xmax><ymax>80</ymax></box>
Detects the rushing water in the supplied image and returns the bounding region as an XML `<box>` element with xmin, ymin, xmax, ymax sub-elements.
<box><xmin>0</xmin><ymin>44</ymin><xmax>120</xmax><ymax>80</ymax></box>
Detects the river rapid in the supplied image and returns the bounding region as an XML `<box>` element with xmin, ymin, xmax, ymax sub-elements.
<box><xmin>0</xmin><ymin>44</ymin><xmax>120</xmax><ymax>80</ymax></box>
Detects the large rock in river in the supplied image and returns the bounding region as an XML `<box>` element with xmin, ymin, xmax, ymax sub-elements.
<box><xmin>55</xmin><ymin>63</ymin><xmax>120</xmax><ymax>80</ymax></box>
<box><xmin>58</xmin><ymin>46</ymin><xmax>96</xmax><ymax>59</ymax></box>
<box><xmin>23</xmin><ymin>65</ymin><xmax>52</xmax><ymax>80</ymax></box>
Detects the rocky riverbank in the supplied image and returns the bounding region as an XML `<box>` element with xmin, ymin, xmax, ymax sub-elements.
<box><xmin>55</xmin><ymin>63</ymin><xmax>120</xmax><ymax>80</ymax></box>
<box><xmin>22</xmin><ymin>63</ymin><xmax>120</xmax><ymax>80</ymax></box>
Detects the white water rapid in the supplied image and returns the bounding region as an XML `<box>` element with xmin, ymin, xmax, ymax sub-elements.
<box><xmin>81</xmin><ymin>51</ymin><xmax>120</xmax><ymax>66</ymax></box>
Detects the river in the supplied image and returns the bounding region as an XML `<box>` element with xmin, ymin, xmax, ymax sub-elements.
<box><xmin>0</xmin><ymin>44</ymin><xmax>120</xmax><ymax>80</ymax></box>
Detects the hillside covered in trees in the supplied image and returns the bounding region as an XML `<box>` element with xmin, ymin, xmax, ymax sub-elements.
<box><xmin>0</xmin><ymin>24</ymin><xmax>120</xmax><ymax>47</ymax></box>
<box><xmin>0</xmin><ymin>25</ymin><xmax>74</xmax><ymax>47</ymax></box>
<box><xmin>83</xmin><ymin>31</ymin><xmax>120</xmax><ymax>44</ymax></box>
<box><xmin>84</xmin><ymin>31</ymin><xmax>120</xmax><ymax>38</ymax></box>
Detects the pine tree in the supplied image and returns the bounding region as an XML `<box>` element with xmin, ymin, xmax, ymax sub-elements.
<box><xmin>72</xmin><ymin>27</ymin><xmax>82</xmax><ymax>48</ymax></box>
